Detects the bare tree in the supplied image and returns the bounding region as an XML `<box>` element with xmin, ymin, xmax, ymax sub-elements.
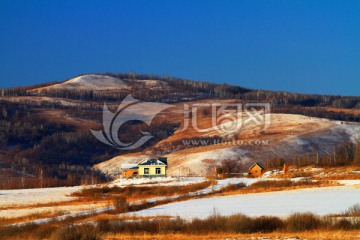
<box><xmin>354</xmin><ymin>138</ymin><xmax>360</xmax><ymax>166</ymax></box>
<box><xmin>221</xmin><ymin>159</ymin><xmax>241</xmax><ymax>175</ymax></box>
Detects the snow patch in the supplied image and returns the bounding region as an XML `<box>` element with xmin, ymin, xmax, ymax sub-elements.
<box><xmin>129</xmin><ymin>186</ymin><xmax>360</xmax><ymax>218</ymax></box>
<box><xmin>0</xmin><ymin>186</ymin><xmax>81</xmax><ymax>208</ymax></box>
<box><xmin>30</xmin><ymin>74</ymin><xmax>130</xmax><ymax>92</ymax></box>
<box><xmin>337</xmin><ymin>180</ymin><xmax>360</xmax><ymax>186</ymax></box>
<box><xmin>109</xmin><ymin>176</ymin><xmax>205</xmax><ymax>187</ymax></box>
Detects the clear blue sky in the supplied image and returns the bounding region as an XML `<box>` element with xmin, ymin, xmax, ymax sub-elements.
<box><xmin>1</xmin><ymin>0</ymin><xmax>359</xmax><ymax>96</ymax></box>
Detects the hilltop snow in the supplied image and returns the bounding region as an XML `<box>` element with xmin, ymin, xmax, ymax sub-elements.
<box><xmin>30</xmin><ymin>74</ymin><xmax>130</xmax><ymax>92</ymax></box>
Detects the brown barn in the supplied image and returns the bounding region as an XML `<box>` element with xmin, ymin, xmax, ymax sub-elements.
<box><xmin>249</xmin><ymin>163</ymin><xmax>265</xmax><ymax>178</ymax></box>
<box><xmin>121</xmin><ymin>164</ymin><xmax>139</xmax><ymax>178</ymax></box>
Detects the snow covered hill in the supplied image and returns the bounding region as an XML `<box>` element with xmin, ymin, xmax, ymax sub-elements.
<box><xmin>29</xmin><ymin>74</ymin><xmax>130</xmax><ymax>92</ymax></box>
<box><xmin>95</xmin><ymin>112</ymin><xmax>360</xmax><ymax>177</ymax></box>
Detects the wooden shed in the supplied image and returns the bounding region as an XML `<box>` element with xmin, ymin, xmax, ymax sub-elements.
<box><xmin>249</xmin><ymin>163</ymin><xmax>265</xmax><ymax>178</ymax></box>
<box><xmin>121</xmin><ymin>164</ymin><xmax>139</xmax><ymax>178</ymax></box>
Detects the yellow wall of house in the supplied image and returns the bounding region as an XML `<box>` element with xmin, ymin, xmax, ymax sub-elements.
<box><xmin>139</xmin><ymin>165</ymin><xmax>166</xmax><ymax>176</ymax></box>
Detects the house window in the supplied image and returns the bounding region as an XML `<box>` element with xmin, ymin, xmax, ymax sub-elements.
<box><xmin>144</xmin><ymin>168</ymin><xmax>149</xmax><ymax>174</ymax></box>
<box><xmin>156</xmin><ymin>168</ymin><xmax>161</xmax><ymax>174</ymax></box>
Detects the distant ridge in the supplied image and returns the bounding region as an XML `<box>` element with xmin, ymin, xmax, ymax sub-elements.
<box><xmin>29</xmin><ymin>74</ymin><xmax>130</xmax><ymax>92</ymax></box>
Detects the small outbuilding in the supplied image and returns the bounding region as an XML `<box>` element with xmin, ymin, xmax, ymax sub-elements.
<box><xmin>249</xmin><ymin>162</ymin><xmax>265</xmax><ymax>178</ymax></box>
<box><xmin>120</xmin><ymin>164</ymin><xmax>139</xmax><ymax>178</ymax></box>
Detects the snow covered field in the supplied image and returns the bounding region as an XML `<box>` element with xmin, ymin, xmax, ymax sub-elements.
<box><xmin>0</xmin><ymin>177</ymin><xmax>205</xmax><ymax>209</ymax></box>
<box><xmin>0</xmin><ymin>177</ymin><xmax>207</xmax><ymax>219</ymax></box>
<box><xmin>128</xmin><ymin>186</ymin><xmax>360</xmax><ymax>219</ymax></box>
<box><xmin>2</xmin><ymin>176</ymin><xmax>360</xmax><ymax>224</ymax></box>
<box><xmin>109</xmin><ymin>176</ymin><xmax>205</xmax><ymax>187</ymax></box>
<box><xmin>0</xmin><ymin>177</ymin><xmax>264</xmax><ymax>223</ymax></box>
<box><xmin>0</xmin><ymin>186</ymin><xmax>81</xmax><ymax>208</ymax></box>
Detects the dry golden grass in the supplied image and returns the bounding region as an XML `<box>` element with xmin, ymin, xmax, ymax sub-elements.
<box><xmin>311</xmin><ymin>166</ymin><xmax>360</xmax><ymax>180</ymax></box>
<box><xmin>79</xmin><ymin>212</ymin><xmax>173</xmax><ymax>223</ymax></box>
<box><xmin>213</xmin><ymin>179</ymin><xmax>338</xmax><ymax>197</ymax></box>
<box><xmin>71</xmin><ymin>181</ymin><xmax>213</xmax><ymax>203</ymax></box>
<box><xmin>0</xmin><ymin>210</ymin><xmax>67</xmax><ymax>226</ymax></box>
<box><xmin>0</xmin><ymin>201</ymin><xmax>110</xmax><ymax>226</ymax></box>
<box><xmin>322</xmin><ymin>107</ymin><xmax>360</xmax><ymax>115</ymax></box>
<box><xmin>273</xmin><ymin>171</ymin><xmax>314</xmax><ymax>179</ymax></box>
<box><xmin>316</xmin><ymin>175</ymin><xmax>360</xmax><ymax>180</ymax></box>
<box><xmin>269</xmin><ymin>165</ymin><xmax>360</xmax><ymax>181</ymax></box>
<box><xmin>0</xmin><ymin>213</ymin><xmax>97</xmax><ymax>240</ymax></box>
<box><xmin>102</xmin><ymin>231</ymin><xmax>360</xmax><ymax>240</ymax></box>
<box><xmin>0</xmin><ymin>198</ymin><xmax>107</xmax><ymax>211</ymax></box>
<box><xmin>3</xmin><ymin>208</ymin><xmax>360</xmax><ymax>240</ymax></box>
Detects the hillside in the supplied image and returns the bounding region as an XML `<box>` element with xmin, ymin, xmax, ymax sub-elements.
<box><xmin>95</xmin><ymin>109</ymin><xmax>360</xmax><ymax>177</ymax></box>
<box><xmin>0</xmin><ymin>73</ymin><xmax>359</xmax><ymax>187</ymax></box>
<box><xmin>6</xmin><ymin>73</ymin><xmax>360</xmax><ymax>109</ymax></box>
<box><xmin>29</xmin><ymin>74</ymin><xmax>130</xmax><ymax>92</ymax></box>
